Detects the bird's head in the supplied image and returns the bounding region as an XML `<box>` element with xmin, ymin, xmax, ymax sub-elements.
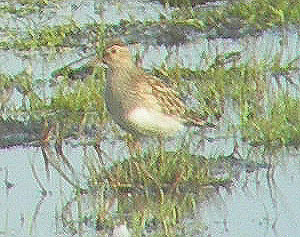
<box><xmin>103</xmin><ymin>42</ymin><xmax>134</xmax><ymax>69</ymax></box>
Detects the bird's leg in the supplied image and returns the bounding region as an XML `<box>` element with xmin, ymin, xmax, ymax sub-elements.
<box><xmin>158</xmin><ymin>135</ymin><xmax>165</xmax><ymax>166</ymax></box>
<box><xmin>126</xmin><ymin>135</ymin><xmax>142</xmax><ymax>156</ymax></box>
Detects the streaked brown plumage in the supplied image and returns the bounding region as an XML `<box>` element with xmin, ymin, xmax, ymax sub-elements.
<box><xmin>102</xmin><ymin>41</ymin><xmax>210</xmax><ymax>137</ymax></box>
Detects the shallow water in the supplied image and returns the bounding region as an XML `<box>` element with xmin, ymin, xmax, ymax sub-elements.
<box><xmin>1</xmin><ymin>146</ymin><xmax>300</xmax><ymax>236</ymax></box>
<box><xmin>198</xmin><ymin>152</ymin><xmax>300</xmax><ymax>236</ymax></box>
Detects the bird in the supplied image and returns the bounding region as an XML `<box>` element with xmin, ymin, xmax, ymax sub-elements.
<box><xmin>101</xmin><ymin>40</ymin><xmax>212</xmax><ymax>140</ymax></box>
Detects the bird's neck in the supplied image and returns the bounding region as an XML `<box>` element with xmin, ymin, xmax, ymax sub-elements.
<box><xmin>105</xmin><ymin>67</ymin><xmax>133</xmax><ymax>100</ymax></box>
<box><xmin>109</xmin><ymin>63</ymin><xmax>139</xmax><ymax>84</ymax></box>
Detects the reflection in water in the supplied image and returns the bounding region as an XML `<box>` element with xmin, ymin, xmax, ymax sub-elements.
<box><xmin>196</xmin><ymin>150</ymin><xmax>300</xmax><ymax>237</ymax></box>
<box><xmin>0</xmin><ymin>131</ymin><xmax>300</xmax><ymax>236</ymax></box>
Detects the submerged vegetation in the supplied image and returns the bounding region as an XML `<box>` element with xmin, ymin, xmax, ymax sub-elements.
<box><xmin>0</xmin><ymin>0</ymin><xmax>300</xmax><ymax>235</ymax></box>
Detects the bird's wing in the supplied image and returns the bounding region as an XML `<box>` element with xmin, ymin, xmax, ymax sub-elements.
<box><xmin>137</xmin><ymin>74</ymin><xmax>186</xmax><ymax>116</ymax></box>
<box><xmin>137</xmin><ymin>74</ymin><xmax>209</xmax><ymax>127</ymax></box>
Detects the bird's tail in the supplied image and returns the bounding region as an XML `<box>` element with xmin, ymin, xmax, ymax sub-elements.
<box><xmin>185</xmin><ymin>110</ymin><xmax>216</xmax><ymax>128</ymax></box>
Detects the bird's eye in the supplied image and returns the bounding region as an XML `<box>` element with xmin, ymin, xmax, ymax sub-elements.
<box><xmin>111</xmin><ymin>48</ymin><xmax>117</xmax><ymax>54</ymax></box>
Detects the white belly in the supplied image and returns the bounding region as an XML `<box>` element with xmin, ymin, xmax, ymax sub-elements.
<box><xmin>128</xmin><ymin>107</ymin><xmax>184</xmax><ymax>136</ymax></box>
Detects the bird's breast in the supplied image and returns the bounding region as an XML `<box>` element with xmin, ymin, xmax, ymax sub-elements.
<box><xmin>128</xmin><ymin>107</ymin><xmax>184</xmax><ymax>136</ymax></box>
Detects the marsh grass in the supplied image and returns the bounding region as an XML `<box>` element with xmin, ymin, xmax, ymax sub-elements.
<box><xmin>1</xmin><ymin>0</ymin><xmax>300</xmax><ymax>236</ymax></box>
<box><xmin>50</xmin><ymin>66</ymin><xmax>106</xmax><ymax>126</ymax></box>
<box><xmin>2</xmin><ymin>0</ymin><xmax>300</xmax><ymax>54</ymax></box>
<box><xmin>159</xmin><ymin>0</ymin><xmax>216</xmax><ymax>8</ymax></box>
<box><xmin>95</xmin><ymin>150</ymin><xmax>229</xmax><ymax>191</ymax></box>
<box><xmin>0</xmin><ymin>61</ymin><xmax>107</xmax><ymax>147</ymax></box>
<box><xmin>86</xmin><ymin>148</ymin><xmax>230</xmax><ymax>236</ymax></box>
<box><xmin>170</xmin><ymin>0</ymin><xmax>300</xmax><ymax>37</ymax></box>
<box><xmin>152</xmin><ymin>52</ymin><xmax>267</xmax><ymax>119</ymax></box>
<box><xmin>0</xmin><ymin>0</ymin><xmax>65</xmax><ymax>17</ymax></box>
<box><xmin>241</xmin><ymin>93</ymin><xmax>300</xmax><ymax>148</ymax></box>
<box><xmin>0</xmin><ymin>73</ymin><xmax>14</xmax><ymax>111</ymax></box>
<box><xmin>1</xmin><ymin>21</ymin><xmax>82</xmax><ymax>51</ymax></box>
<box><xmin>150</xmin><ymin>50</ymin><xmax>300</xmax><ymax>151</ymax></box>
